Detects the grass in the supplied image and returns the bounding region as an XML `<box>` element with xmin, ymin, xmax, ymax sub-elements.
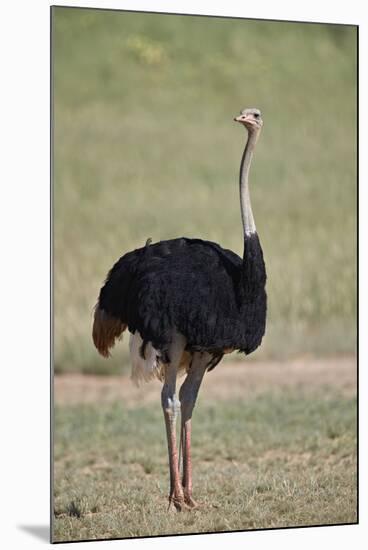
<box><xmin>52</xmin><ymin>12</ymin><xmax>357</xmax><ymax>541</ymax></box>
<box><xmin>52</xmin><ymin>8</ymin><xmax>357</xmax><ymax>374</ymax></box>
<box><xmin>52</xmin><ymin>385</ymin><xmax>357</xmax><ymax>541</ymax></box>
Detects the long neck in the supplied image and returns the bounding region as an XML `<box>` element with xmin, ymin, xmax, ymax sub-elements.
<box><xmin>239</xmin><ymin>130</ymin><xmax>259</xmax><ymax>239</ymax></box>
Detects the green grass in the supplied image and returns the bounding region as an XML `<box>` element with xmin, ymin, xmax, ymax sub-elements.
<box><xmin>52</xmin><ymin>386</ymin><xmax>357</xmax><ymax>541</ymax></box>
<box><xmin>52</xmin><ymin>8</ymin><xmax>357</xmax><ymax>374</ymax></box>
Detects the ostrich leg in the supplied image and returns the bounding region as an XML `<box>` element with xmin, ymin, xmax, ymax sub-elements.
<box><xmin>161</xmin><ymin>335</ymin><xmax>187</xmax><ymax>511</ymax></box>
<box><xmin>179</xmin><ymin>352</ymin><xmax>210</xmax><ymax>507</ymax></box>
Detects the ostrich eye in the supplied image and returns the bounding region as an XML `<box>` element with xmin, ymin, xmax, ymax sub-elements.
<box><xmin>254</xmin><ymin>113</ymin><xmax>260</xmax><ymax>119</ymax></box>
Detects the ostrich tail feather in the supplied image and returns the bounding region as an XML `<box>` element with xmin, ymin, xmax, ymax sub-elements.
<box><xmin>92</xmin><ymin>305</ymin><xmax>126</xmax><ymax>357</ymax></box>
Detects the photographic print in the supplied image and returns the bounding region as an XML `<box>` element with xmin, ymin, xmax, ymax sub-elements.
<box><xmin>51</xmin><ymin>6</ymin><xmax>357</xmax><ymax>543</ymax></box>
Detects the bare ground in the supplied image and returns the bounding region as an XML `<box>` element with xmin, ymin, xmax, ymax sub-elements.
<box><xmin>54</xmin><ymin>355</ymin><xmax>356</xmax><ymax>407</ymax></box>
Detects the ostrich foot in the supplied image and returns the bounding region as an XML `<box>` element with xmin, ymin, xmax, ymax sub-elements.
<box><xmin>184</xmin><ymin>493</ymin><xmax>199</xmax><ymax>508</ymax></box>
<box><xmin>168</xmin><ymin>493</ymin><xmax>190</xmax><ymax>512</ymax></box>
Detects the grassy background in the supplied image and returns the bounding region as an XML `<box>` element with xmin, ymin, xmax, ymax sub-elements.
<box><xmin>53</xmin><ymin>385</ymin><xmax>356</xmax><ymax>541</ymax></box>
<box><xmin>53</xmin><ymin>8</ymin><xmax>357</xmax><ymax>375</ymax></box>
<box><xmin>52</xmin><ymin>10</ymin><xmax>357</xmax><ymax>541</ymax></box>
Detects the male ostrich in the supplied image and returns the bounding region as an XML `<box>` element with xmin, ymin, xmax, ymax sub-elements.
<box><xmin>93</xmin><ymin>108</ymin><xmax>267</xmax><ymax>511</ymax></box>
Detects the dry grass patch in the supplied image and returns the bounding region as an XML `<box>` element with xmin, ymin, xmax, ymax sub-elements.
<box><xmin>53</xmin><ymin>380</ymin><xmax>357</xmax><ymax>542</ymax></box>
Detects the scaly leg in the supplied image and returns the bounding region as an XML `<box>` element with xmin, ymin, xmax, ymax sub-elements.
<box><xmin>161</xmin><ymin>334</ymin><xmax>187</xmax><ymax>511</ymax></box>
<box><xmin>179</xmin><ymin>352</ymin><xmax>210</xmax><ymax>507</ymax></box>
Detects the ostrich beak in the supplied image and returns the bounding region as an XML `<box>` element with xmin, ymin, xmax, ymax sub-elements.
<box><xmin>234</xmin><ymin>115</ymin><xmax>252</xmax><ymax>123</ymax></box>
<box><xmin>234</xmin><ymin>115</ymin><xmax>257</xmax><ymax>127</ymax></box>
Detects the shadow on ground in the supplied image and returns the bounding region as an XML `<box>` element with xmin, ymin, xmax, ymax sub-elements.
<box><xmin>18</xmin><ymin>525</ymin><xmax>50</xmax><ymax>543</ymax></box>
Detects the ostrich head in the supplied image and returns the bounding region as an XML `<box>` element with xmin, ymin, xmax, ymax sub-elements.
<box><xmin>234</xmin><ymin>108</ymin><xmax>263</xmax><ymax>131</ymax></box>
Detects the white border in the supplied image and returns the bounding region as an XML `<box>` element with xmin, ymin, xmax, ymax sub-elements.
<box><xmin>1</xmin><ymin>1</ymin><xmax>365</xmax><ymax>548</ymax></box>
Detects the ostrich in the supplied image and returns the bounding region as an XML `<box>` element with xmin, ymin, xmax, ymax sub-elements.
<box><xmin>93</xmin><ymin>108</ymin><xmax>267</xmax><ymax>511</ymax></box>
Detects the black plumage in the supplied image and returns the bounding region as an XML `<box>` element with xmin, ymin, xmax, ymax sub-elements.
<box><xmin>96</xmin><ymin>233</ymin><xmax>266</xmax><ymax>365</ymax></box>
